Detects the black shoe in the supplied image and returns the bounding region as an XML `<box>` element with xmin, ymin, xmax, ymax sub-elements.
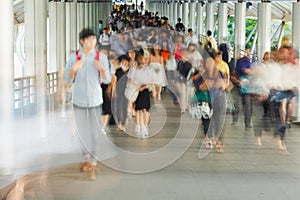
<box><xmin>231</xmin><ymin>122</ymin><xmax>238</xmax><ymax>126</ymax></box>
<box><xmin>245</xmin><ymin>125</ymin><xmax>252</xmax><ymax>128</ymax></box>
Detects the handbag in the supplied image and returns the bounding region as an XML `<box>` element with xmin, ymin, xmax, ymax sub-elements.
<box><xmin>124</xmin><ymin>81</ymin><xmax>139</xmax><ymax>102</ymax></box>
<box><xmin>166</xmin><ymin>57</ymin><xmax>177</xmax><ymax>71</ymax></box>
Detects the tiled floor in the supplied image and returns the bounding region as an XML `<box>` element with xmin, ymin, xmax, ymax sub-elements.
<box><xmin>1</xmin><ymin>93</ymin><xmax>300</xmax><ymax>199</ymax></box>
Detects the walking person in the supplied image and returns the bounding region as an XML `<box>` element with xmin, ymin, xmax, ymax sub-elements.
<box><xmin>64</xmin><ymin>28</ymin><xmax>111</xmax><ymax>180</ymax></box>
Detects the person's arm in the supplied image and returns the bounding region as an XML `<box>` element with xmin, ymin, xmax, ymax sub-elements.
<box><xmin>96</xmin><ymin>52</ymin><xmax>111</xmax><ymax>84</ymax></box>
<box><xmin>64</xmin><ymin>52</ymin><xmax>80</xmax><ymax>84</ymax></box>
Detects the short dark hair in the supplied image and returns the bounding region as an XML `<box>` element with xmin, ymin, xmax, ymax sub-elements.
<box><xmin>178</xmin><ymin>18</ymin><xmax>181</xmax><ymax>22</ymax></box>
<box><xmin>207</xmin><ymin>30</ymin><xmax>212</xmax><ymax>36</ymax></box>
<box><xmin>188</xmin><ymin>28</ymin><xmax>192</xmax><ymax>33</ymax></box>
<box><xmin>79</xmin><ymin>28</ymin><xmax>96</xmax><ymax>40</ymax></box>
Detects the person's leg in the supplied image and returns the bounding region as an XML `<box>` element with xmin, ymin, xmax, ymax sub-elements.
<box><xmin>176</xmin><ymin>82</ymin><xmax>186</xmax><ymax>112</ymax></box>
<box><xmin>242</xmin><ymin>94</ymin><xmax>252</xmax><ymax>127</ymax></box>
<box><xmin>202</xmin><ymin>118</ymin><xmax>212</xmax><ymax>149</ymax></box>
<box><xmin>157</xmin><ymin>85</ymin><xmax>162</xmax><ymax>99</ymax></box>
<box><xmin>213</xmin><ymin>94</ymin><xmax>226</xmax><ymax>152</ymax></box>
<box><xmin>141</xmin><ymin>109</ymin><xmax>149</xmax><ymax>136</ymax></box>
<box><xmin>135</xmin><ymin>110</ymin><xmax>141</xmax><ymax>133</ymax></box>
<box><xmin>279</xmin><ymin>99</ymin><xmax>287</xmax><ymax>127</ymax></box>
<box><xmin>231</xmin><ymin>87</ymin><xmax>240</xmax><ymax>125</ymax></box>
<box><xmin>101</xmin><ymin>114</ymin><xmax>110</xmax><ymax>134</ymax></box>
<box><xmin>273</xmin><ymin>102</ymin><xmax>287</xmax><ymax>150</ymax></box>
<box><xmin>144</xmin><ymin>110</ymin><xmax>149</xmax><ymax>127</ymax></box>
<box><xmin>151</xmin><ymin>83</ymin><xmax>157</xmax><ymax>98</ymax></box>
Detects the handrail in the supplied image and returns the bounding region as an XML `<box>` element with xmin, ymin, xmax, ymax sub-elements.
<box><xmin>14</xmin><ymin>72</ymin><xmax>59</xmax><ymax>109</ymax></box>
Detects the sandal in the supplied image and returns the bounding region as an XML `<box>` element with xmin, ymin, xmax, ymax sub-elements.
<box><xmin>205</xmin><ymin>138</ymin><xmax>212</xmax><ymax>150</ymax></box>
<box><xmin>216</xmin><ymin>142</ymin><xmax>224</xmax><ymax>153</ymax></box>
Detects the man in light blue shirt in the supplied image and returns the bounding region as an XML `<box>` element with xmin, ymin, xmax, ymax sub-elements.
<box><xmin>64</xmin><ymin>28</ymin><xmax>111</xmax><ymax>180</ymax></box>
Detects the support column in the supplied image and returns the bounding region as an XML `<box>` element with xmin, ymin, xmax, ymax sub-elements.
<box><xmin>183</xmin><ymin>2</ymin><xmax>189</xmax><ymax>28</ymax></box>
<box><xmin>66</xmin><ymin>2</ymin><xmax>71</xmax><ymax>58</ymax></box>
<box><xmin>25</xmin><ymin>0</ymin><xmax>35</xmax><ymax>76</ymax></box>
<box><xmin>178</xmin><ymin>2</ymin><xmax>183</xmax><ymax>22</ymax></box>
<box><xmin>218</xmin><ymin>3</ymin><xmax>228</xmax><ymax>44</ymax></box>
<box><xmin>34</xmin><ymin>0</ymin><xmax>47</xmax><ymax>114</ymax></box>
<box><xmin>165</xmin><ymin>1</ymin><xmax>168</xmax><ymax>17</ymax></box>
<box><xmin>57</xmin><ymin>2</ymin><xmax>66</xmax><ymax>72</ymax></box>
<box><xmin>161</xmin><ymin>1</ymin><xmax>164</xmax><ymax>16</ymax></box>
<box><xmin>89</xmin><ymin>2</ymin><xmax>93</xmax><ymax>29</ymax></box>
<box><xmin>77</xmin><ymin>2</ymin><xmax>84</xmax><ymax>37</ymax></box>
<box><xmin>206</xmin><ymin>2</ymin><xmax>214</xmax><ymax>32</ymax></box>
<box><xmin>173</xmin><ymin>1</ymin><xmax>178</xmax><ymax>27</ymax></box>
<box><xmin>71</xmin><ymin>1</ymin><xmax>78</xmax><ymax>52</ymax></box>
<box><xmin>169</xmin><ymin>2</ymin><xmax>173</xmax><ymax>24</ymax></box>
<box><xmin>257</xmin><ymin>2</ymin><xmax>271</xmax><ymax>62</ymax></box>
<box><xmin>189</xmin><ymin>1</ymin><xmax>195</xmax><ymax>30</ymax></box>
<box><xmin>234</xmin><ymin>2</ymin><xmax>246</xmax><ymax>59</ymax></box>
<box><xmin>166</xmin><ymin>1</ymin><xmax>169</xmax><ymax>18</ymax></box>
<box><xmin>196</xmin><ymin>2</ymin><xmax>204</xmax><ymax>36</ymax></box>
<box><xmin>84</xmin><ymin>2</ymin><xmax>89</xmax><ymax>28</ymax></box>
<box><xmin>95</xmin><ymin>2</ymin><xmax>99</xmax><ymax>30</ymax></box>
<box><xmin>49</xmin><ymin>1</ymin><xmax>57</xmax><ymax>73</ymax></box>
<box><xmin>92</xmin><ymin>2</ymin><xmax>96</xmax><ymax>34</ymax></box>
<box><xmin>292</xmin><ymin>2</ymin><xmax>300</xmax><ymax>59</ymax></box>
<box><xmin>0</xmin><ymin>0</ymin><xmax>14</xmax><ymax>175</ymax></box>
<box><xmin>292</xmin><ymin>1</ymin><xmax>300</xmax><ymax>121</ymax></box>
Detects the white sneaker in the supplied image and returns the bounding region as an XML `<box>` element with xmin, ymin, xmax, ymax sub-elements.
<box><xmin>143</xmin><ymin>127</ymin><xmax>149</xmax><ymax>136</ymax></box>
<box><xmin>135</xmin><ymin>125</ymin><xmax>141</xmax><ymax>133</ymax></box>
<box><xmin>100</xmin><ymin>128</ymin><xmax>107</xmax><ymax>135</ymax></box>
<box><xmin>140</xmin><ymin>127</ymin><xmax>149</xmax><ymax>138</ymax></box>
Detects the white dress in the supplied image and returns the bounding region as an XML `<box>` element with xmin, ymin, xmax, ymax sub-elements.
<box><xmin>149</xmin><ymin>62</ymin><xmax>168</xmax><ymax>86</ymax></box>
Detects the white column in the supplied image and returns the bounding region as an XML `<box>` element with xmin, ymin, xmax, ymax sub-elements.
<box><xmin>66</xmin><ymin>2</ymin><xmax>71</xmax><ymax>58</ymax></box>
<box><xmin>166</xmin><ymin>1</ymin><xmax>169</xmax><ymax>18</ymax></box>
<box><xmin>71</xmin><ymin>1</ymin><xmax>77</xmax><ymax>52</ymax></box>
<box><xmin>234</xmin><ymin>2</ymin><xmax>246</xmax><ymax>59</ymax></box>
<box><xmin>95</xmin><ymin>2</ymin><xmax>99</xmax><ymax>30</ymax></box>
<box><xmin>206</xmin><ymin>2</ymin><xmax>214</xmax><ymax>32</ymax></box>
<box><xmin>189</xmin><ymin>1</ymin><xmax>195</xmax><ymax>30</ymax></box>
<box><xmin>292</xmin><ymin>1</ymin><xmax>300</xmax><ymax>121</ymax></box>
<box><xmin>218</xmin><ymin>3</ymin><xmax>228</xmax><ymax>44</ymax></box>
<box><xmin>196</xmin><ymin>2</ymin><xmax>204</xmax><ymax>36</ymax></box>
<box><xmin>89</xmin><ymin>2</ymin><xmax>93</xmax><ymax>29</ymax></box>
<box><xmin>293</xmin><ymin>2</ymin><xmax>300</xmax><ymax>59</ymax></box>
<box><xmin>257</xmin><ymin>2</ymin><xmax>271</xmax><ymax>62</ymax></box>
<box><xmin>183</xmin><ymin>2</ymin><xmax>189</xmax><ymax>28</ymax></box>
<box><xmin>25</xmin><ymin>0</ymin><xmax>35</xmax><ymax>76</ymax></box>
<box><xmin>178</xmin><ymin>2</ymin><xmax>183</xmax><ymax>22</ymax></box>
<box><xmin>169</xmin><ymin>1</ymin><xmax>173</xmax><ymax>26</ymax></box>
<box><xmin>84</xmin><ymin>2</ymin><xmax>89</xmax><ymax>28</ymax></box>
<box><xmin>49</xmin><ymin>2</ymin><xmax>57</xmax><ymax>73</ymax></box>
<box><xmin>173</xmin><ymin>1</ymin><xmax>178</xmax><ymax>27</ymax></box>
<box><xmin>92</xmin><ymin>2</ymin><xmax>96</xmax><ymax>33</ymax></box>
<box><xmin>35</xmin><ymin>0</ymin><xmax>48</xmax><ymax>113</ymax></box>
<box><xmin>77</xmin><ymin>3</ymin><xmax>84</xmax><ymax>36</ymax></box>
<box><xmin>0</xmin><ymin>0</ymin><xmax>14</xmax><ymax>176</ymax></box>
<box><xmin>57</xmin><ymin>2</ymin><xmax>66</xmax><ymax>72</ymax></box>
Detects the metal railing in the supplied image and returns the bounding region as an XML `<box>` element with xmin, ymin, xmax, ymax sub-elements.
<box><xmin>14</xmin><ymin>72</ymin><xmax>59</xmax><ymax>110</ymax></box>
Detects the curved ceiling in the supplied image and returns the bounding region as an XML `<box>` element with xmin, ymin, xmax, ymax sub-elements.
<box><xmin>14</xmin><ymin>0</ymin><xmax>297</xmax><ymax>25</ymax></box>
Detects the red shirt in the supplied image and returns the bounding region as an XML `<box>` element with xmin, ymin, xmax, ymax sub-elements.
<box><xmin>174</xmin><ymin>43</ymin><xmax>183</xmax><ymax>60</ymax></box>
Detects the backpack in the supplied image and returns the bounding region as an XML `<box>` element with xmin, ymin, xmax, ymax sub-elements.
<box><xmin>75</xmin><ymin>50</ymin><xmax>102</xmax><ymax>84</ymax></box>
<box><xmin>75</xmin><ymin>49</ymin><xmax>100</xmax><ymax>61</ymax></box>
